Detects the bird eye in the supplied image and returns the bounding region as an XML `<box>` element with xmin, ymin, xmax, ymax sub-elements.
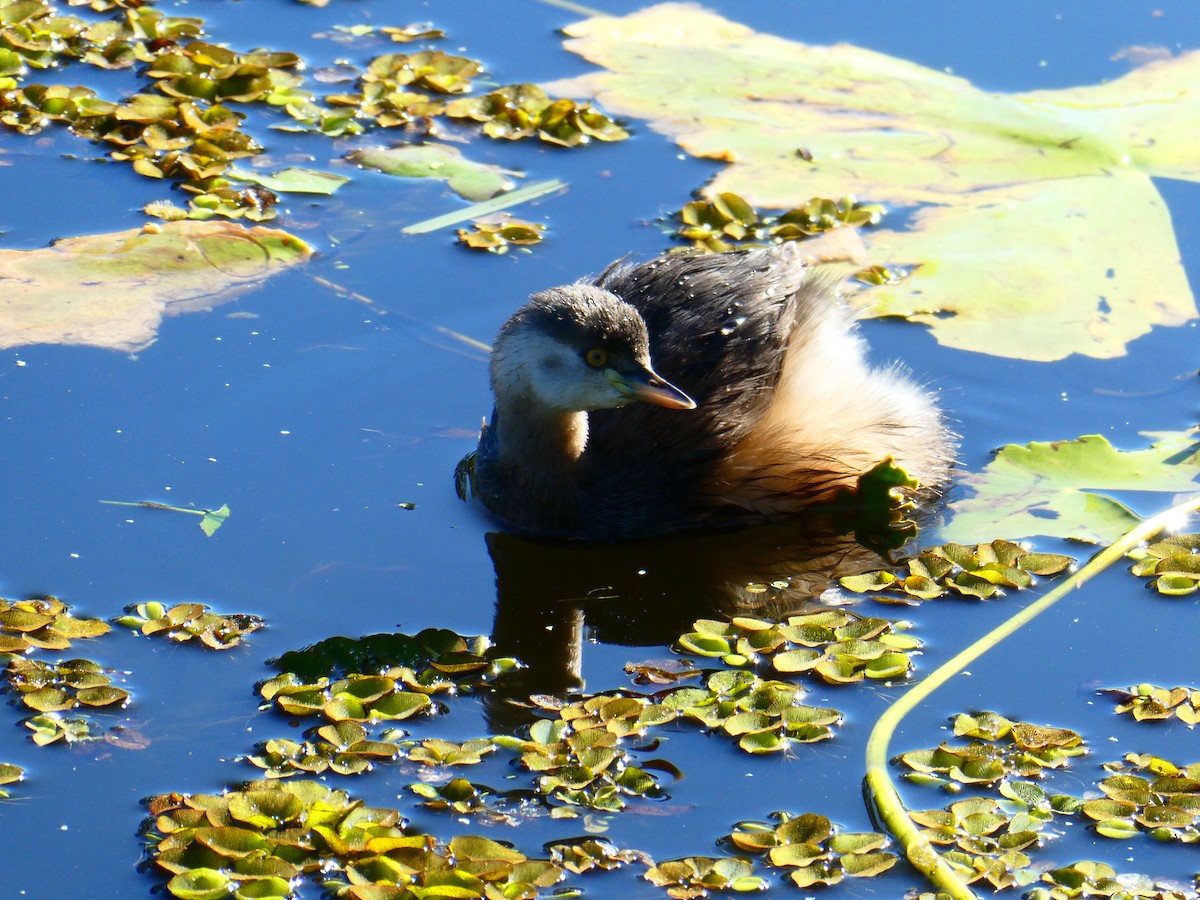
<box><xmin>585</xmin><ymin>348</ymin><xmax>608</xmax><ymax>368</ymax></box>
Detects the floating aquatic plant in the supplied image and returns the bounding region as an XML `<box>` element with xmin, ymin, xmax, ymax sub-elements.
<box><xmin>724</xmin><ymin>812</ymin><xmax>898</xmax><ymax>888</ymax></box>
<box><xmin>1085</xmin><ymin>754</ymin><xmax>1200</xmax><ymax>845</ymax></box>
<box><xmin>456</xmin><ymin>217</ymin><xmax>546</xmax><ymax>253</ymax></box>
<box><xmin>898</xmin><ymin>712</ymin><xmax>1086</xmax><ymax>789</ymax></box>
<box><xmin>142</xmin><ymin>779</ymin><xmax>568</xmax><ymax>900</ymax></box>
<box><xmin>1127</xmin><ymin>533</ymin><xmax>1200</xmax><ymax>596</ymax></box>
<box><xmin>114</xmin><ymin>601</ymin><xmax>263</xmax><ymax>649</ymax></box>
<box><xmin>494</xmin><ymin>711</ymin><xmax>666</xmax><ymax>812</ymax></box>
<box><xmin>25</xmin><ymin>712</ymin><xmax>96</xmax><ymax>746</ymax></box>
<box><xmin>0</xmin><ymin>762</ymin><xmax>24</xmax><ymax>799</ymax></box>
<box><xmin>660</xmin><ymin>670</ymin><xmax>841</xmax><ymax>752</ymax></box>
<box><xmin>671</xmin><ymin>191</ymin><xmax>884</xmax><ymax>253</ymax></box>
<box><xmin>4</xmin><ymin>656</ymin><xmax>129</xmax><ymax>713</ymax></box>
<box><xmin>675</xmin><ymin>609</ymin><xmax>920</xmax><ymax>683</ymax></box>
<box><xmin>839</xmin><ymin>539</ymin><xmax>1074</xmax><ymax>603</ymax></box>
<box><xmin>1028</xmin><ymin>860</ymin><xmax>1196</xmax><ymax>900</ymax></box>
<box><xmin>268</xmin><ymin>628</ymin><xmax>519</xmax><ymax>687</ymax></box>
<box><xmin>100</xmin><ymin>499</ymin><xmax>231</xmax><ymax>537</ymax></box>
<box><xmin>643</xmin><ymin>856</ymin><xmax>765</xmax><ymax>898</ymax></box>
<box><xmin>405</xmin><ymin>737</ymin><xmax>497</xmax><ymax>767</ymax></box>
<box><xmin>0</xmin><ymin>0</ymin><xmax>624</xmax><ymax>240</ymax></box>
<box><xmin>1104</xmin><ymin>684</ymin><xmax>1200</xmax><ymax>725</ymax></box>
<box><xmin>0</xmin><ymin>595</ymin><xmax>110</xmax><ymax>653</ymax></box>
<box><xmin>548</xmin><ymin>837</ymin><xmax>650</xmax><ymax>874</ymax></box>
<box><xmin>445</xmin><ymin>83</ymin><xmax>628</xmax><ymax>147</ymax></box>
<box><xmin>245</xmin><ymin>721</ymin><xmax>402</xmax><ymax>779</ymax></box>
<box><xmin>944</xmin><ymin>431</ymin><xmax>1200</xmax><ymax>545</ymax></box>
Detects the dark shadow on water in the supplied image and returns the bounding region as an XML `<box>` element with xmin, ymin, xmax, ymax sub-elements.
<box><xmin>483</xmin><ymin>514</ymin><xmax>913</xmax><ymax>730</ymax></box>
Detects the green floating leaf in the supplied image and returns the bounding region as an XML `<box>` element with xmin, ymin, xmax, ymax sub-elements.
<box><xmin>725</xmin><ymin>812</ymin><xmax>896</xmax><ymax>885</ymax></box>
<box><xmin>644</xmin><ymin>856</ymin><xmax>758</xmax><ymax>897</ymax></box>
<box><xmin>166</xmin><ymin>868</ymin><xmax>231</xmax><ymax>900</ymax></box>
<box><xmin>457</xmin><ymin>217</ymin><xmax>546</xmax><ymax>253</ymax></box>
<box><xmin>0</xmin><ymin>596</ymin><xmax>109</xmax><ymax>654</ymax></box>
<box><xmin>943</xmin><ymin>431</ymin><xmax>1200</xmax><ymax>544</ymax></box>
<box><xmin>25</xmin><ymin>714</ymin><xmax>96</xmax><ymax>746</ymax></box>
<box><xmin>900</xmin><ymin>711</ymin><xmax>1085</xmax><ymax>786</ymax></box>
<box><xmin>1033</xmin><ymin>860</ymin><xmax>1192</xmax><ymax>899</ymax></box>
<box><xmin>445</xmin><ymin>82</ymin><xmax>627</xmax><ymax>146</ymax></box>
<box><xmin>1126</xmin><ymin>533</ymin><xmax>1200</xmax><ymax>596</ymax></box>
<box><xmin>144</xmin><ymin>779</ymin><xmax>565</xmax><ymax>898</ymax></box>
<box><xmin>0</xmin><ymin>762</ymin><xmax>24</xmax><ymax>799</ymax></box>
<box><xmin>228</xmin><ymin>166</ymin><xmax>350</xmax><ymax>195</ymax></box>
<box><xmin>115</xmin><ymin>601</ymin><xmax>262</xmax><ymax>649</ymax></box>
<box><xmin>550</xmin><ymin>4</ymin><xmax>1200</xmax><ymax>362</ymax></box>
<box><xmin>549</xmin><ymin>838</ymin><xmax>650</xmax><ymax>874</ymax></box>
<box><xmin>269</xmin><ymin>628</ymin><xmax>515</xmax><ymax>684</ymax></box>
<box><xmin>677</xmin><ymin>609</ymin><xmax>918</xmax><ymax>686</ymax></box>
<box><xmin>840</xmin><ymin>539</ymin><xmax>1073</xmax><ymax>604</ymax></box>
<box><xmin>349</xmin><ymin>144</ymin><xmax>516</xmax><ymax>202</ymax></box>
<box><xmin>1087</xmin><ymin>755</ymin><xmax>1200</xmax><ymax>845</ymax></box>
<box><xmin>0</xmin><ymin>220</ymin><xmax>312</xmax><ymax>354</ymax></box>
<box><xmin>260</xmin><ymin>629</ymin><xmax>519</xmax><ymax>725</ymax></box>
<box><xmin>102</xmin><ymin>499</ymin><xmax>232</xmax><ymax>537</ymax></box>
<box><xmin>670</xmin><ymin>192</ymin><xmax>884</xmax><ymax>253</ymax></box>
<box><xmin>1105</xmin><ymin>683</ymin><xmax>1200</xmax><ymax>725</ymax></box>
<box><xmin>5</xmin><ymin>657</ymin><xmax>129</xmax><ymax>713</ymax></box>
<box><xmin>245</xmin><ymin>721</ymin><xmax>402</xmax><ymax>779</ymax></box>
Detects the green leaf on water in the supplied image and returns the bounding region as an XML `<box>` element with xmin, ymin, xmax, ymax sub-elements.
<box><xmin>549</xmin><ymin>3</ymin><xmax>1200</xmax><ymax>361</ymax></box>
<box><xmin>227</xmin><ymin>166</ymin><xmax>350</xmax><ymax>195</ymax></box>
<box><xmin>1</xmin><ymin>221</ymin><xmax>312</xmax><ymax>353</ymax></box>
<box><xmin>349</xmin><ymin>144</ymin><xmax>517</xmax><ymax>202</ymax></box>
<box><xmin>943</xmin><ymin>430</ymin><xmax>1200</xmax><ymax>544</ymax></box>
<box><xmin>101</xmin><ymin>499</ymin><xmax>231</xmax><ymax>537</ymax></box>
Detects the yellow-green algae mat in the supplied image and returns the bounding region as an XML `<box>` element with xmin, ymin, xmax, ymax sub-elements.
<box><xmin>549</xmin><ymin>2</ymin><xmax>1200</xmax><ymax>361</ymax></box>
<box><xmin>0</xmin><ymin>220</ymin><xmax>313</xmax><ymax>352</ymax></box>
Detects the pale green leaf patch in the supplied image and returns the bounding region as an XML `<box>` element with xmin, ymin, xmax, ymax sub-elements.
<box><xmin>943</xmin><ymin>430</ymin><xmax>1200</xmax><ymax>544</ymax></box>
<box><xmin>348</xmin><ymin>144</ymin><xmax>517</xmax><ymax>202</ymax></box>
<box><xmin>228</xmin><ymin>165</ymin><xmax>350</xmax><ymax>195</ymax></box>
<box><xmin>550</xmin><ymin>3</ymin><xmax>1200</xmax><ymax>361</ymax></box>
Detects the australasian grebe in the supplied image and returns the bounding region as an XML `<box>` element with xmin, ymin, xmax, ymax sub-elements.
<box><xmin>460</xmin><ymin>244</ymin><xmax>953</xmax><ymax>540</ymax></box>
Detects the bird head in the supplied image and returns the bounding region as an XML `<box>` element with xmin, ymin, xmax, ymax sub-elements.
<box><xmin>492</xmin><ymin>284</ymin><xmax>695</xmax><ymax>413</ymax></box>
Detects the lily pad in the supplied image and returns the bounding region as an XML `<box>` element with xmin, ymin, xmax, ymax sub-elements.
<box><xmin>0</xmin><ymin>221</ymin><xmax>313</xmax><ymax>352</ymax></box>
<box><xmin>349</xmin><ymin>144</ymin><xmax>516</xmax><ymax>201</ymax></box>
<box><xmin>549</xmin><ymin>3</ymin><xmax>1200</xmax><ymax>361</ymax></box>
<box><xmin>943</xmin><ymin>430</ymin><xmax>1200</xmax><ymax>544</ymax></box>
<box><xmin>227</xmin><ymin>166</ymin><xmax>350</xmax><ymax>195</ymax></box>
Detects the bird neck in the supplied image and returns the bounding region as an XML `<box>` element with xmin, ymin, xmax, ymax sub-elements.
<box><xmin>493</xmin><ymin>395</ymin><xmax>589</xmax><ymax>466</ymax></box>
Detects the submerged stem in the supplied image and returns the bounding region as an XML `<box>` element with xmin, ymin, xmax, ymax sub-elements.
<box><xmin>864</xmin><ymin>492</ymin><xmax>1200</xmax><ymax>899</ymax></box>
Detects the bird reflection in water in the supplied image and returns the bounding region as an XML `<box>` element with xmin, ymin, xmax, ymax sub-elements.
<box><xmin>481</xmin><ymin>510</ymin><xmax>919</xmax><ymax>734</ymax></box>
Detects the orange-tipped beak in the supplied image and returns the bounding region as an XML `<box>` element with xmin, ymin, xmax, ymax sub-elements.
<box><xmin>608</xmin><ymin>365</ymin><xmax>696</xmax><ymax>410</ymax></box>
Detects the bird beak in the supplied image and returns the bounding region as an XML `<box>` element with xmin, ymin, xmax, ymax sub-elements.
<box><xmin>607</xmin><ymin>365</ymin><xmax>697</xmax><ymax>410</ymax></box>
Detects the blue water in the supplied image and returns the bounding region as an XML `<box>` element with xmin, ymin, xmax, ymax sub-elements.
<box><xmin>2</xmin><ymin>1</ymin><xmax>1199</xmax><ymax>897</ymax></box>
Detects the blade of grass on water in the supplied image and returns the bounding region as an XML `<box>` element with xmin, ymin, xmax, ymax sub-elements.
<box><xmin>402</xmin><ymin>179</ymin><xmax>566</xmax><ymax>234</ymax></box>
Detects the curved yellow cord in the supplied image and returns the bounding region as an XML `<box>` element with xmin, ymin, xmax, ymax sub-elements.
<box><xmin>864</xmin><ymin>493</ymin><xmax>1200</xmax><ymax>899</ymax></box>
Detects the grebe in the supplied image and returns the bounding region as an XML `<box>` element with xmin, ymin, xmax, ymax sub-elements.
<box><xmin>459</xmin><ymin>244</ymin><xmax>952</xmax><ymax>540</ymax></box>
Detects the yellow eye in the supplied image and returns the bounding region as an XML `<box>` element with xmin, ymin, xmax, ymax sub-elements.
<box><xmin>585</xmin><ymin>348</ymin><xmax>608</xmax><ymax>368</ymax></box>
